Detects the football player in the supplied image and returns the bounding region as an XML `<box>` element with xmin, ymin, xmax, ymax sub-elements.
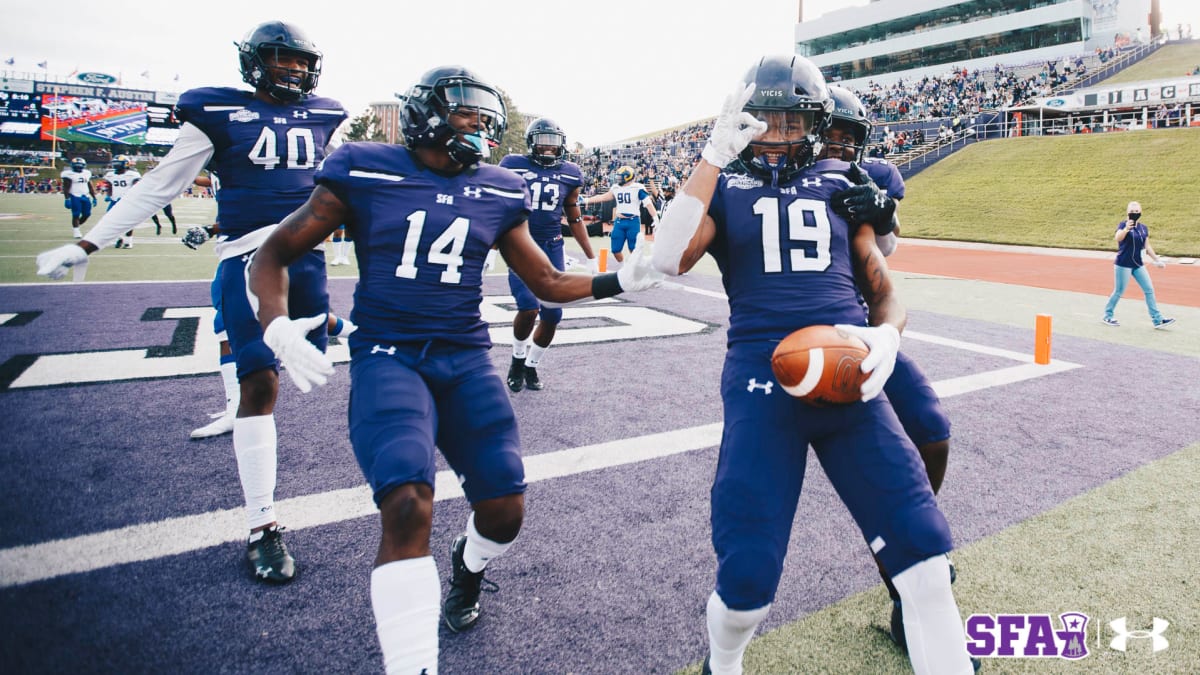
<box><xmin>247</xmin><ymin>65</ymin><xmax>663</xmax><ymax>675</ymax></box>
<box><xmin>152</xmin><ymin>203</ymin><xmax>178</xmax><ymax>236</ymax></box>
<box><xmin>498</xmin><ymin>117</ymin><xmax>598</xmax><ymax>392</ymax></box>
<box><xmin>60</xmin><ymin>157</ymin><xmax>97</xmax><ymax>239</ymax></box>
<box><xmin>36</xmin><ymin>20</ymin><xmax>348</xmax><ymax>585</ymax></box>
<box><xmin>652</xmin><ymin>55</ymin><xmax>973</xmax><ymax>675</ymax></box>
<box><xmin>104</xmin><ymin>155</ymin><xmax>142</xmax><ymax>249</ymax></box>
<box><xmin>821</xmin><ymin>85</ymin><xmax>956</xmax><ymax>654</ymax></box>
<box><xmin>580</xmin><ymin>164</ymin><xmax>659</xmax><ymax>262</ymax></box>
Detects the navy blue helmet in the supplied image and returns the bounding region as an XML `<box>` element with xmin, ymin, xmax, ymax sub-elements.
<box><xmin>237</xmin><ymin>21</ymin><xmax>322</xmax><ymax>102</ymax></box>
<box><xmin>731</xmin><ymin>55</ymin><xmax>832</xmax><ymax>184</ymax></box>
<box><xmin>525</xmin><ymin>117</ymin><xmax>567</xmax><ymax>167</ymax></box>
<box><xmin>824</xmin><ymin>85</ymin><xmax>872</xmax><ymax>162</ymax></box>
<box><xmin>400</xmin><ymin>65</ymin><xmax>508</xmax><ymax>167</ymax></box>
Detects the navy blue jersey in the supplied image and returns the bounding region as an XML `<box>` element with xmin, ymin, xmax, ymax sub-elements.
<box><xmin>317</xmin><ymin>143</ymin><xmax>531</xmax><ymax>346</ymax></box>
<box><xmin>861</xmin><ymin>157</ymin><xmax>906</xmax><ymax>200</ymax></box>
<box><xmin>174</xmin><ymin>87</ymin><xmax>347</xmax><ymax>240</ymax></box>
<box><xmin>498</xmin><ymin>155</ymin><xmax>584</xmax><ymax>240</ymax></box>
<box><xmin>708</xmin><ymin>159</ymin><xmax>868</xmax><ymax>343</ymax></box>
<box><xmin>1115</xmin><ymin>220</ymin><xmax>1149</xmax><ymax>268</ymax></box>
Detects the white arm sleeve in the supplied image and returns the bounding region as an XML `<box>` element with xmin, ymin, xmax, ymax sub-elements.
<box><xmin>82</xmin><ymin>123</ymin><xmax>215</xmax><ymax>249</ymax></box>
<box><xmin>875</xmin><ymin>232</ymin><xmax>897</xmax><ymax>257</ymax></box>
<box><xmin>651</xmin><ymin>193</ymin><xmax>704</xmax><ymax>276</ymax></box>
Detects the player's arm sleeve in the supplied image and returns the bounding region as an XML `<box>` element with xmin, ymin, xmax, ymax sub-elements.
<box><xmin>82</xmin><ymin>123</ymin><xmax>214</xmax><ymax>249</ymax></box>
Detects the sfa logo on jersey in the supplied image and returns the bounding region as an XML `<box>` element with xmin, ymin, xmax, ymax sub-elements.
<box><xmin>965</xmin><ymin>612</ymin><xmax>1089</xmax><ymax>659</ymax></box>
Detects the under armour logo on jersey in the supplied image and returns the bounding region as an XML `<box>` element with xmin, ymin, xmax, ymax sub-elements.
<box><xmin>747</xmin><ymin>378</ymin><xmax>773</xmax><ymax>394</ymax></box>
<box><xmin>370</xmin><ymin>344</ymin><xmax>397</xmax><ymax>356</ymax></box>
<box><xmin>801</xmin><ymin>177</ymin><xmax>822</xmax><ymax>188</ymax></box>
<box><xmin>293</xmin><ymin>110</ymin><xmax>309</xmax><ymax>119</ymax></box>
<box><xmin>1110</xmin><ymin>617</ymin><xmax>1169</xmax><ymax>652</ymax></box>
<box><xmin>463</xmin><ymin>186</ymin><xmax>482</xmax><ymax>198</ymax></box>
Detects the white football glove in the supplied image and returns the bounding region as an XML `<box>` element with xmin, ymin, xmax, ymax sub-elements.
<box><xmin>484</xmin><ymin>249</ymin><xmax>498</xmax><ymax>272</ymax></box>
<box><xmin>616</xmin><ymin>247</ymin><xmax>665</xmax><ymax>292</ymax></box>
<box><xmin>263</xmin><ymin>314</ymin><xmax>335</xmax><ymax>393</ymax></box>
<box><xmin>586</xmin><ymin>256</ymin><xmax>599</xmax><ymax>274</ymax></box>
<box><xmin>834</xmin><ymin>323</ymin><xmax>900</xmax><ymax>402</ymax></box>
<box><xmin>36</xmin><ymin>244</ymin><xmax>89</xmax><ymax>280</ymax></box>
<box><xmin>701</xmin><ymin>81</ymin><xmax>768</xmax><ymax>168</ymax></box>
<box><xmin>1153</xmin><ymin>259</ymin><xmax>1166</xmax><ymax>269</ymax></box>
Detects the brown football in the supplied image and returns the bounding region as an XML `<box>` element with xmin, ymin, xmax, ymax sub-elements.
<box><xmin>771</xmin><ymin>325</ymin><xmax>870</xmax><ymax>406</ymax></box>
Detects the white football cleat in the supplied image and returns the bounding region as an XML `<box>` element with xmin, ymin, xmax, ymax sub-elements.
<box><xmin>190</xmin><ymin>413</ymin><xmax>235</xmax><ymax>439</ymax></box>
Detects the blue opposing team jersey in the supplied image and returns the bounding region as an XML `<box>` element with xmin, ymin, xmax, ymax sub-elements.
<box><xmin>174</xmin><ymin>87</ymin><xmax>347</xmax><ymax>240</ymax></box>
<box><xmin>861</xmin><ymin>157</ymin><xmax>906</xmax><ymax>200</ymax></box>
<box><xmin>317</xmin><ymin>143</ymin><xmax>531</xmax><ymax>346</ymax></box>
<box><xmin>498</xmin><ymin>155</ymin><xmax>584</xmax><ymax>240</ymax></box>
<box><xmin>708</xmin><ymin>159</ymin><xmax>868</xmax><ymax>344</ymax></box>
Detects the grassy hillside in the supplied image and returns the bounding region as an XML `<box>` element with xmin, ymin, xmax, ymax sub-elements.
<box><xmin>1098</xmin><ymin>41</ymin><xmax>1200</xmax><ymax>84</ymax></box>
<box><xmin>901</xmin><ymin>127</ymin><xmax>1200</xmax><ymax>256</ymax></box>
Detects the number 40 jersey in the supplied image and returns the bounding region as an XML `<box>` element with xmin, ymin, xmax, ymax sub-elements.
<box><xmin>174</xmin><ymin>86</ymin><xmax>347</xmax><ymax>241</ymax></box>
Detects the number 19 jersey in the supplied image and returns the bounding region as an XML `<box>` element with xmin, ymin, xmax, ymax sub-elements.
<box><xmin>707</xmin><ymin>159</ymin><xmax>868</xmax><ymax>344</ymax></box>
<box><xmin>316</xmin><ymin>143</ymin><xmax>532</xmax><ymax>347</ymax></box>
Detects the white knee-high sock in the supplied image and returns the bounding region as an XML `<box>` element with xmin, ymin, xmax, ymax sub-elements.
<box><xmin>462</xmin><ymin>511</ymin><xmax>513</xmax><ymax>573</ymax></box>
<box><xmin>219</xmin><ymin>361</ymin><xmax>239</xmax><ymax>416</ymax></box>
<box><xmin>892</xmin><ymin>555</ymin><xmax>973</xmax><ymax>675</ymax></box>
<box><xmin>372</xmin><ymin>557</ymin><xmax>440</xmax><ymax>675</ymax></box>
<box><xmin>512</xmin><ymin>337</ymin><xmax>530</xmax><ymax>359</ymax></box>
<box><xmin>706</xmin><ymin>591</ymin><xmax>770</xmax><ymax>675</ymax></box>
<box><xmin>233</xmin><ymin>414</ymin><xmax>277</xmax><ymax>531</ymax></box>
<box><xmin>526</xmin><ymin>344</ymin><xmax>548</xmax><ymax>368</ymax></box>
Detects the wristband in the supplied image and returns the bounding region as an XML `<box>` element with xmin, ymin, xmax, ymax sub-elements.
<box><xmin>591</xmin><ymin>272</ymin><xmax>622</xmax><ymax>299</ymax></box>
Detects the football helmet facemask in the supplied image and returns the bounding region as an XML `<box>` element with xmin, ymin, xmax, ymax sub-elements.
<box><xmin>526</xmin><ymin>117</ymin><xmax>567</xmax><ymax>167</ymax></box>
<box><xmin>823</xmin><ymin>85</ymin><xmax>872</xmax><ymax>163</ymax></box>
<box><xmin>731</xmin><ymin>55</ymin><xmax>832</xmax><ymax>185</ymax></box>
<box><xmin>237</xmin><ymin>21</ymin><xmax>322</xmax><ymax>102</ymax></box>
<box><xmin>400</xmin><ymin>65</ymin><xmax>507</xmax><ymax>167</ymax></box>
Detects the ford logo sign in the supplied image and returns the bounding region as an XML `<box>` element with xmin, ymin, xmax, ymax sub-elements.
<box><xmin>1046</xmin><ymin>98</ymin><xmax>1066</xmax><ymax>107</ymax></box>
<box><xmin>77</xmin><ymin>72</ymin><xmax>118</xmax><ymax>85</ymax></box>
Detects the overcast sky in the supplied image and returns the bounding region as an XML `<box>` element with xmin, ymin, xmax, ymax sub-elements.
<box><xmin>3</xmin><ymin>0</ymin><xmax>1198</xmax><ymax>146</ymax></box>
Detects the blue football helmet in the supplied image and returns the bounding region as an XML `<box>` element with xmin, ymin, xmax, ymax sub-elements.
<box><xmin>615</xmin><ymin>165</ymin><xmax>635</xmax><ymax>185</ymax></box>
<box><xmin>824</xmin><ymin>85</ymin><xmax>872</xmax><ymax>163</ymax></box>
<box><xmin>526</xmin><ymin>117</ymin><xmax>567</xmax><ymax>167</ymax></box>
<box><xmin>400</xmin><ymin>65</ymin><xmax>507</xmax><ymax>167</ymax></box>
<box><xmin>111</xmin><ymin>155</ymin><xmax>131</xmax><ymax>172</ymax></box>
<box><xmin>731</xmin><ymin>55</ymin><xmax>832</xmax><ymax>184</ymax></box>
<box><xmin>237</xmin><ymin>21</ymin><xmax>322</xmax><ymax>102</ymax></box>
<box><xmin>70</xmin><ymin>157</ymin><xmax>86</xmax><ymax>171</ymax></box>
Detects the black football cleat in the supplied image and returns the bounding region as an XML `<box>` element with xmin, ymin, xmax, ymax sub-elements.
<box><xmin>524</xmin><ymin>366</ymin><xmax>544</xmax><ymax>391</ymax></box>
<box><xmin>890</xmin><ymin>598</ymin><xmax>907</xmax><ymax>652</ymax></box>
<box><xmin>506</xmin><ymin>357</ymin><xmax>525</xmax><ymax>393</ymax></box>
<box><xmin>444</xmin><ymin>535</ymin><xmax>489</xmax><ymax>632</ymax></box>
<box><xmin>701</xmin><ymin>654</ymin><xmax>712</xmax><ymax>675</ymax></box>
<box><xmin>246</xmin><ymin>525</ymin><xmax>296</xmax><ymax>584</ymax></box>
